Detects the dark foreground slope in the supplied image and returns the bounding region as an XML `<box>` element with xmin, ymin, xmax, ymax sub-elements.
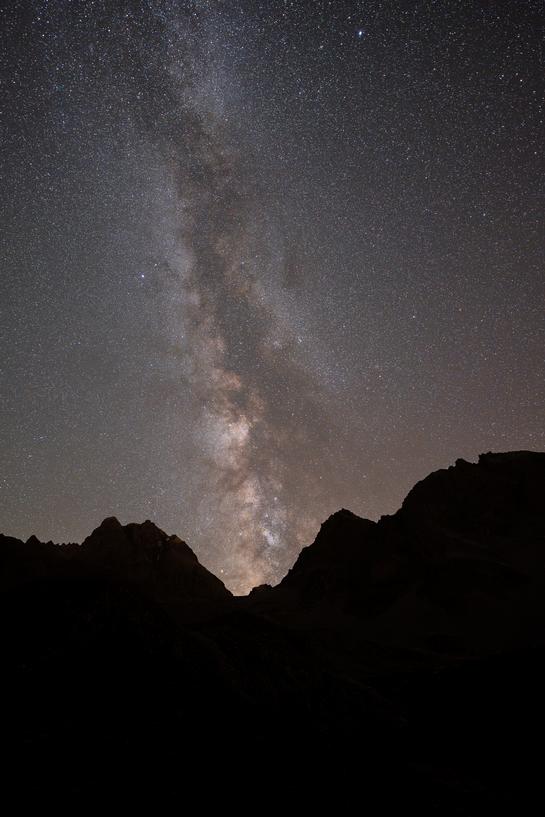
<box><xmin>1</xmin><ymin>451</ymin><xmax>545</xmax><ymax>812</ymax></box>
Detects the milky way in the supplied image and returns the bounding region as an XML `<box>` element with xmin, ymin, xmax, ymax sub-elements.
<box><xmin>1</xmin><ymin>1</ymin><xmax>544</xmax><ymax>592</ymax></box>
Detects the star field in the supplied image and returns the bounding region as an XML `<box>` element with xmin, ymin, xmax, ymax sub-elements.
<box><xmin>1</xmin><ymin>0</ymin><xmax>544</xmax><ymax>592</ymax></box>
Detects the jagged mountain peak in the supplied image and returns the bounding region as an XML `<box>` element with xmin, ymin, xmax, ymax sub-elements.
<box><xmin>252</xmin><ymin>451</ymin><xmax>545</xmax><ymax>652</ymax></box>
<box><xmin>2</xmin><ymin>517</ymin><xmax>232</xmax><ymax>606</ymax></box>
<box><xmin>3</xmin><ymin>451</ymin><xmax>545</xmax><ymax>642</ymax></box>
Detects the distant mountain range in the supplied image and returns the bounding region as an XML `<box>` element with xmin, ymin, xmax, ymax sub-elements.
<box><xmin>2</xmin><ymin>451</ymin><xmax>545</xmax><ymax>812</ymax></box>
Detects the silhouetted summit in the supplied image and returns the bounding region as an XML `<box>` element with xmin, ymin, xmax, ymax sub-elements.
<box><xmin>80</xmin><ymin>516</ymin><xmax>231</xmax><ymax>606</ymax></box>
<box><xmin>2</xmin><ymin>515</ymin><xmax>230</xmax><ymax>616</ymax></box>
<box><xmin>247</xmin><ymin>451</ymin><xmax>545</xmax><ymax>655</ymax></box>
<box><xmin>2</xmin><ymin>451</ymin><xmax>545</xmax><ymax>811</ymax></box>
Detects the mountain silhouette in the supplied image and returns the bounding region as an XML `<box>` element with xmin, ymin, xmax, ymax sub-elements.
<box><xmin>2</xmin><ymin>450</ymin><xmax>545</xmax><ymax>812</ymax></box>
<box><xmin>248</xmin><ymin>451</ymin><xmax>545</xmax><ymax>656</ymax></box>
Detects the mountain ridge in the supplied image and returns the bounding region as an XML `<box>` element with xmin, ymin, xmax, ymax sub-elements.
<box><xmin>2</xmin><ymin>450</ymin><xmax>545</xmax><ymax>811</ymax></box>
<box><xmin>7</xmin><ymin>449</ymin><xmax>543</xmax><ymax>591</ymax></box>
<box><xmin>3</xmin><ymin>450</ymin><xmax>545</xmax><ymax>647</ymax></box>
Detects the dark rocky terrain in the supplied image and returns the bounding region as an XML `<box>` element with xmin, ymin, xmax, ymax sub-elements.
<box><xmin>2</xmin><ymin>451</ymin><xmax>545</xmax><ymax>812</ymax></box>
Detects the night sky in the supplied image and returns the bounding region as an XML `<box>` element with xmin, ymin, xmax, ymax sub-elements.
<box><xmin>1</xmin><ymin>0</ymin><xmax>544</xmax><ymax>593</ymax></box>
